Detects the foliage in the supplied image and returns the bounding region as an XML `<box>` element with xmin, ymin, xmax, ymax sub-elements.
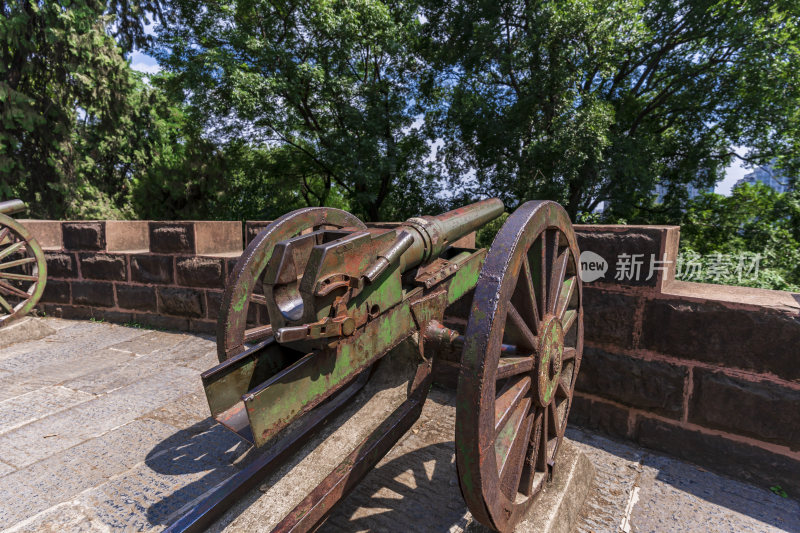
<box><xmin>419</xmin><ymin>0</ymin><xmax>800</xmax><ymax>220</ymax></box>
<box><xmin>675</xmin><ymin>184</ymin><xmax>800</xmax><ymax>291</ymax></box>
<box><xmin>1</xmin><ymin>0</ymin><xmax>175</xmax><ymax>219</ymax></box>
<box><xmin>151</xmin><ymin>0</ymin><xmax>439</xmax><ymax>222</ymax></box>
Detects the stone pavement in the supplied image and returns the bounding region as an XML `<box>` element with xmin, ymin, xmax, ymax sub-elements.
<box><xmin>0</xmin><ymin>318</ymin><xmax>797</xmax><ymax>532</ymax></box>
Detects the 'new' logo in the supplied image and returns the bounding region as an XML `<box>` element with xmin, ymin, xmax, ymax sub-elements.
<box><xmin>579</xmin><ymin>251</ymin><xmax>607</xmax><ymax>282</ymax></box>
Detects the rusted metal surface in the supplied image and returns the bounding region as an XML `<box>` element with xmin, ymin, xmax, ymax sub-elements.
<box><xmin>171</xmin><ymin>197</ymin><xmax>583</xmax><ymax>533</ymax></box>
<box><xmin>455</xmin><ymin>200</ymin><xmax>583</xmax><ymax>533</ymax></box>
<box><xmin>0</xmin><ymin>201</ymin><xmax>47</xmax><ymax>327</ymax></box>
<box><xmin>217</xmin><ymin>207</ymin><xmax>367</xmax><ymax>362</ymax></box>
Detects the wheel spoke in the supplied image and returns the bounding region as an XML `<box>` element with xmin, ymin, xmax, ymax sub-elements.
<box><xmin>244</xmin><ymin>324</ymin><xmax>273</xmax><ymax>343</ymax></box>
<box><xmin>557</xmin><ymin>375</ymin><xmax>571</xmax><ymax>398</ymax></box>
<box><xmin>562</xmin><ymin>309</ymin><xmax>577</xmax><ymax>333</ymax></box>
<box><xmin>500</xmin><ymin>401</ymin><xmax>535</xmax><ymax>496</ymax></box>
<box><xmin>562</xmin><ymin>347</ymin><xmax>576</xmax><ymax>361</ymax></box>
<box><xmin>548</xmin><ymin>249</ymin><xmax>569</xmax><ymax>314</ymax></box>
<box><xmin>496</xmin><ymin>356</ymin><xmax>535</xmax><ymax>380</ymax></box>
<box><xmin>0</xmin><ymin>280</ymin><xmax>29</xmax><ymax>299</ymax></box>
<box><xmin>249</xmin><ymin>293</ymin><xmax>268</xmax><ymax>306</ymax></box>
<box><xmin>528</xmin><ymin>237</ymin><xmax>546</xmax><ymax>319</ymax></box>
<box><xmin>537</xmin><ymin>405</ymin><xmax>549</xmax><ymax>471</ymax></box>
<box><xmin>505</xmin><ymin>303</ymin><xmax>538</xmax><ymax>350</ymax></box>
<box><xmin>556</xmin><ymin>276</ymin><xmax>576</xmax><ymax>319</ymax></box>
<box><xmin>0</xmin><ymin>241</ymin><xmax>25</xmax><ymax>261</ymax></box>
<box><xmin>511</xmin><ymin>255</ymin><xmax>540</xmax><ymax>335</ymax></box>
<box><xmin>549</xmin><ymin>400</ymin><xmax>560</xmax><ymax>436</ymax></box>
<box><xmin>0</xmin><ymin>228</ymin><xmax>9</xmax><ymax>244</ymax></box>
<box><xmin>495</xmin><ymin>396</ymin><xmax>532</xmax><ymax>489</ymax></box>
<box><xmin>0</xmin><ymin>272</ymin><xmax>36</xmax><ymax>282</ymax></box>
<box><xmin>543</xmin><ymin>230</ymin><xmax>560</xmax><ymax>314</ymax></box>
<box><xmin>519</xmin><ymin>407</ymin><xmax>544</xmax><ymax>496</ymax></box>
<box><xmin>495</xmin><ymin>376</ymin><xmax>531</xmax><ymax>436</ymax></box>
<box><xmin>0</xmin><ymin>293</ymin><xmax>12</xmax><ymax>313</ymax></box>
<box><xmin>0</xmin><ymin>256</ymin><xmax>36</xmax><ymax>270</ymax></box>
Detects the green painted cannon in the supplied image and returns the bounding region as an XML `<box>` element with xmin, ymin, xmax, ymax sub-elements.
<box><xmin>171</xmin><ymin>199</ymin><xmax>584</xmax><ymax>533</ymax></box>
<box><xmin>0</xmin><ymin>200</ymin><xmax>47</xmax><ymax>326</ymax></box>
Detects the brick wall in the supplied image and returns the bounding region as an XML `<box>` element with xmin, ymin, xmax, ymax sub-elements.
<box><xmin>29</xmin><ymin>220</ymin><xmax>475</xmax><ymax>335</ymax></box>
<box><xmin>572</xmin><ymin>224</ymin><xmax>800</xmax><ymax>496</ymax></box>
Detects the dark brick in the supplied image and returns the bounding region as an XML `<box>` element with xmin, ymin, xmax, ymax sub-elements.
<box><xmin>130</xmin><ymin>254</ymin><xmax>173</xmax><ymax>284</ymax></box>
<box><xmin>116</xmin><ymin>284</ymin><xmax>157</xmax><ymax>312</ymax></box>
<box><xmin>79</xmin><ymin>253</ymin><xmax>127</xmax><ymax>281</ymax></box>
<box><xmin>57</xmin><ymin>305</ymin><xmax>95</xmax><ymax>320</ymax></box>
<box><xmin>45</xmin><ymin>252</ymin><xmax>77</xmax><ymax>278</ymax></box>
<box><xmin>576</xmin><ymin>228</ymin><xmax>662</xmax><ymax>287</ymax></box>
<box><xmin>575</xmin><ymin>347</ymin><xmax>687</xmax><ymax>417</ymax></box>
<box><xmin>247</xmin><ymin>302</ymin><xmax>264</xmax><ymax>326</ymax></box>
<box><xmin>41</xmin><ymin>280</ymin><xmax>70</xmax><ymax>304</ymax></box>
<box><xmin>98</xmin><ymin>310</ymin><xmax>133</xmax><ymax>325</ymax></box>
<box><xmin>582</xmin><ymin>287</ymin><xmax>637</xmax><ymax>348</ymax></box>
<box><xmin>641</xmin><ymin>298</ymin><xmax>800</xmax><ymax>381</ymax></box>
<box><xmin>689</xmin><ymin>369</ymin><xmax>800</xmax><ymax>451</ymax></box>
<box><xmin>150</xmin><ymin>223</ymin><xmax>194</xmax><ymax>254</ymax></box>
<box><xmin>176</xmin><ymin>256</ymin><xmax>224</xmax><ymax>288</ymax></box>
<box><xmin>189</xmin><ymin>319</ymin><xmax>217</xmax><ymax>335</ymax></box>
<box><xmin>635</xmin><ymin>416</ymin><xmax>800</xmax><ymax>498</ymax></box>
<box><xmin>158</xmin><ymin>287</ymin><xmax>204</xmax><ymax>317</ymax></box>
<box><xmin>245</xmin><ymin>221</ymin><xmax>271</xmax><ymax>245</ymax></box>
<box><xmin>63</xmin><ymin>222</ymin><xmax>105</xmax><ymax>251</ymax></box>
<box><xmin>206</xmin><ymin>291</ymin><xmax>224</xmax><ymax>320</ymax></box>
<box><xmin>569</xmin><ymin>395</ymin><xmax>631</xmax><ymax>438</ymax></box>
<box><xmin>71</xmin><ymin>281</ymin><xmax>114</xmax><ymax>307</ymax></box>
<box><xmin>132</xmin><ymin>313</ymin><xmax>190</xmax><ymax>332</ymax></box>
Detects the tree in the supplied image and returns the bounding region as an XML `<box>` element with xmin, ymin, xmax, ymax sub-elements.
<box><xmin>151</xmin><ymin>0</ymin><xmax>440</xmax><ymax>222</ymax></box>
<box><xmin>0</xmin><ymin>0</ymin><xmax>172</xmax><ymax>218</ymax></box>
<box><xmin>419</xmin><ymin>0</ymin><xmax>800</xmax><ymax>220</ymax></box>
<box><xmin>677</xmin><ymin>183</ymin><xmax>800</xmax><ymax>290</ymax></box>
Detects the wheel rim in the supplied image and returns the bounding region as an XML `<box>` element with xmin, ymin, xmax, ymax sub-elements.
<box><xmin>216</xmin><ymin>207</ymin><xmax>366</xmax><ymax>362</ymax></box>
<box><xmin>0</xmin><ymin>215</ymin><xmax>47</xmax><ymax>326</ymax></box>
<box><xmin>456</xmin><ymin>200</ymin><xmax>583</xmax><ymax>532</ymax></box>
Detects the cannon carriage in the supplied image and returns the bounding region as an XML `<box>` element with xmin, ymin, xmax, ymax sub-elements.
<box><xmin>0</xmin><ymin>200</ymin><xmax>47</xmax><ymax>326</ymax></box>
<box><xmin>170</xmin><ymin>198</ymin><xmax>583</xmax><ymax>533</ymax></box>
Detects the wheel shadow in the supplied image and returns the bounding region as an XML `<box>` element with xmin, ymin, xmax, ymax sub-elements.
<box><xmin>319</xmin><ymin>441</ymin><xmax>471</xmax><ymax>533</ymax></box>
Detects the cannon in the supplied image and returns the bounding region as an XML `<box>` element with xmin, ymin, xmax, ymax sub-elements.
<box><xmin>0</xmin><ymin>200</ymin><xmax>47</xmax><ymax>326</ymax></box>
<box><xmin>169</xmin><ymin>199</ymin><xmax>583</xmax><ymax>533</ymax></box>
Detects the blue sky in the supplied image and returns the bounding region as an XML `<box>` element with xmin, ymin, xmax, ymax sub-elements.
<box><xmin>128</xmin><ymin>52</ymin><xmax>749</xmax><ymax>196</ymax></box>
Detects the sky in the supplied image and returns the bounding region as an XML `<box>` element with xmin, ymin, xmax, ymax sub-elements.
<box><xmin>128</xmin><ymin>53</ymin><xmax>750</xmax><ymax>196</ymax></box>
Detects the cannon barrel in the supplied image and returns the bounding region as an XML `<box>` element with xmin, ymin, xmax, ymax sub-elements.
<box><xmin>0</xmin><ymin>200</ymin><xmax>25</xmax><ymax>216</ymax></box>
<box><xmin>396</xmin><ymin>198</ymin><xmax>504</xmax><ymax>274</ymax></box>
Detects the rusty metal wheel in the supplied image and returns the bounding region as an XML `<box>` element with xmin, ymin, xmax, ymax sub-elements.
<box><xmin>216</xmin><ymin>207</ymin><xmax>366</xmax><ymax>362</ymax></box>
<box><xmin>0</xmin><ymin>214</ymin><xmax>47</xmax><ymax>327</ymax></box>
<box><xmin>455</xmin><ymin>200</ymin><xmax>583</xmax><ymax>532</ymax></box>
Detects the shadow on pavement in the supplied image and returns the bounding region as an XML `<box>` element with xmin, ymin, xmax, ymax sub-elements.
<box><xmin>567</xmin><ymin>426</ymin><xmax>800</xmax><ymax>531</ymax></box>
<box><xmin>320</xmin><ymin>441</ymin><xmax>469</xmax><ymax>533</ymax></box>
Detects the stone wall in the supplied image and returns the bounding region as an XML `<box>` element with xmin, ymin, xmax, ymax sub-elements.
<box><xmin>572</xmin><ymin>224</ymin><xmax>800</xmax><ymax>497</ymax></box>
<box><xmin>27</xmin><ymin>219</ymin><xmax>475</xmax><ymax>335</ymax></box>
<box><xmin>21</xmin><ymin>218</ymin><xmax>800</xmax><ymax>495</ymax></box>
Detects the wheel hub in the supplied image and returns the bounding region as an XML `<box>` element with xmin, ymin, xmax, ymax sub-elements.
<box><xmin>537</xmin><ymin>314</ymin><xmax>564</xmax><ymax>407</ymax></box>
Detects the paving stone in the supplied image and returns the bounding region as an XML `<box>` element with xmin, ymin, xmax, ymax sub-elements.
<box><xmin>0</xmin><ymin>461</ymin><xmax>14</xmax><ymax>477</ymax></box>
<box><xmin>3</xmin><ymin>498</ymin><xmax>111</xmax><ymax>533</ymax></box>
<box><xmin>109</xmin><ymin>330</ymin><xmax>186</xmax><ymax>357</ymax></box>
<box><xmin>631</xmin><ymin>453</ymin><xmax>800</xmax><ymax>532</ymax></box>
<box><xmin>0</xmin><ymin>347</ymin><xmax>132</xmax><ymax>393</ymax></box>
<box><xmin>0</xmin><ymin>385</ymin><xmax>94</xmax><ymax>435</ymax></box>
<box><xmin>0</xmin><ymin>322</ymin><xmax>144</xmax><ymax>375</ymax></box>
<box><xmin>0</xmin><ymin>366</ymin><xmax>197</xmax><ymax>468</ymax></box>
<box><xmin>0</xmin><ymin>452</ymin><xmax>90</xmax><ymax>529</ymax></box>
<box><xmin>145</xmin><ymin>391</ymin><xmax>213</xmax><ymax>429</ymax></box>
